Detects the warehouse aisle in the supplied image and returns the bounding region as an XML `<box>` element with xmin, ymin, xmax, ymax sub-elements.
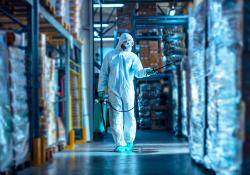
<box><xmin>18</xmin><ymin>131</ymin><xmax>213</xmax><ymax>175</ymax></box>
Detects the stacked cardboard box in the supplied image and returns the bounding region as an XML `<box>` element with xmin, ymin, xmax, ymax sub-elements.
<box><xmin>137</xmin><ymin>4</ymin><xmax>157</xmax><ymax>16</ymax></box>
<box><xmin>69</xmin><ymin>0</ymin><xmax>80</xmax><ymax>33</ymax></box>
<box><xmin>136</xmin><ymin>29</ymin><xmax>159</xmax><ymax>37</ymax></box>
<box><xmin>139</xmin><ymin>41</ymin><xmax>163</xmax><ymax>70</ymax></box>
<box><xmin>117</xmin><ymin>4</ymin><xmax>135</xmax><ymax>32</ymax></box>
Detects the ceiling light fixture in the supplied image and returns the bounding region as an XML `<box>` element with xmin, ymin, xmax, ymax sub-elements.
<box><xmin>169</xmin><ymin>0</ymin><xmax>176</xmax><ymax>16</ymax></box>
<box><xmin>93</xmin><ymin>4</ymin><xmax>124</xmax><ymax>8</ymax></box>
<box><xmin>94</xmin><ymin>31</ymin><xmax>99</xmax><ymax>37</ymax></box>
<box><xmin>94</xmin><ymin>37</ymin><xmax>114</xmax><ymax>41</ymax></box>
<box><xmin>94</xmin><ymin>24</ymin><xmax>109</xmax><ymax>28</ymax></box>
<box><xmin>169</xmin><ymin>7</ymin><xmax>176</xmax><ymax>16</ymax></box>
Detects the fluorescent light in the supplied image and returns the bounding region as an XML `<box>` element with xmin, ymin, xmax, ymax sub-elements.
<box><xmin>94</xmin><ymin>31</ymin><xmax>99</xmax><ymax>37</ymax></box>
<box><xmin>94</xmin><ymin>24</ymin><xmax>109</xmax><ymax>28</ymax></box>
<box><xmin>93</xmin><ymin>4</ymin><xmax>124</xmax><ymax>8</ymax></box>
<box><xmin>169</xmin><ymin>5</ymin><xmax>176</xmax><ymax>16</ymax></box>
<box><xmin>94</xmin><ymin>37</ymin><xmax>114</xmax><ymax>41</ymax></box>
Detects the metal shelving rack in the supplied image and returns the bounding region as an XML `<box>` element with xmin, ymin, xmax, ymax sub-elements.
<box><xmin>131</xmin><ymin>14</ymin><xmax>188</xmax><ymax>131</ymax></box>
<box><xmin>0</xmin><ymin>0</ymin><xmax>83</xmax><ymax>162</ymax></box>
<box><xmin>132</xmin><ymin>15</ymin><xmax>188</xmax><ymax>41</ymax></box>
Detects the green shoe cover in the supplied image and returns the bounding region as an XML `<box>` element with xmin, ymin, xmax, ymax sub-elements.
<box><xmin>126</xmin><ymin>143</ymin><xmax>134</xmax><ymax>152</ymax></box>
<box><xmin>114</xmin><ymin>146</ymin><xmax>127</xmax><ymax>152</ymax></box>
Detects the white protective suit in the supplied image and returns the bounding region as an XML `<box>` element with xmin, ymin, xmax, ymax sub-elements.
<box><xmin>98</xmin><ymin>33</ymin><xmax>149</xmax><ymax>146</ymax></box>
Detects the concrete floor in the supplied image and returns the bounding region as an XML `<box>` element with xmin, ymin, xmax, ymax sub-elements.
<box><xmin>18</xmin><ymin>130</ymin><xmax>214</xmax><ymax>175</ymax></box>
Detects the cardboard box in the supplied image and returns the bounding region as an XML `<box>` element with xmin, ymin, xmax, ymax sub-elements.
<box><xmin>138</xmin><ymin>4</ymin><xmax>156</xmax><ymax>16</ymax></box>
<box><xmin>117</xmin><ymin>4</ymin><xmax>135</xmax><ymax>16</ymax></box>
<box><xmin>149</xmin><ymin>41</ymin><xmax>159</xmax><ymax>49</ymax></box>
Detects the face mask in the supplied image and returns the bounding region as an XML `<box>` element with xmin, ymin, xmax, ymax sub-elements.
<box><xmin>121</xmin><ymin>40</ymin><xmax>134</xmax><ymax>51</ymax></box>
<box><xmin>125</xmin><ymin>39</ymin><xmax>134</xmax><ymax>49</ymax></box>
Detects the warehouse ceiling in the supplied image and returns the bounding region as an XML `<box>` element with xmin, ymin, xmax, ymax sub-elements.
<box><xmin>93</xmin><ymin>1</ymin><xmax>190</xmax><ymax>41</ymax></box>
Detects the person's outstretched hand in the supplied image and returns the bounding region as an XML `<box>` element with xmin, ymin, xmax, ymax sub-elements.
<box><xmin>98</xmin><ymin>91</ymin><xmax>105</xmax><ymax>100</ymax></box>
<box><xmin>145</xmin><ymin>68</ymin><xmax>155</xmax><ymax>76</ymax></box>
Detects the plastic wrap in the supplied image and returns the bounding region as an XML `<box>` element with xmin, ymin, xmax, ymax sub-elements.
<box><xmin>188</xmin><ymin>0</ymin><xmax>206</xmax><ymax>163</ymax></box>
<box><xmin>0</xmin><ymin>107</ymin><xmax>13</xmax><ymax>171</ymax></box>
<box><xmin>55</xmin><ymin>0</ymin><xmax>66</xmax><ymax>17</ymax></box>
<box><xmin>163</xmin><ymin>27</ymin><xmax>186</xmax><ymax>64</ymax></box>
<box><xmin>204</xmin><ymin>0</ymin><xmax>243</xmax><ymax>174</ymax></box>
<box><xmin>9</xmin><ymin>46</ymin><xmax>30</xmax><ymax>166</ymax></box>
<box><xmin>42</xmin><ymin>59</ymin><xmax>57</xmax><ymax>146</ymax></box>
<box><xmin>181</xmin><ymin>66</ymin><xmax>188</xmax><ymax>137</ymax></box>
<box><xmin>172</xmin><ymin>69</ymin><xmax>179</xmax><ymax>134</ymax></box>
<box><xmin>40</xmin><ymin>34</ymin><xmax>58</xmax><ymax>147</ymax></box>
<box><xmin>0</xmin><ymin>31</ymin><xmax>13</xmax><ymax>171</ymax></box>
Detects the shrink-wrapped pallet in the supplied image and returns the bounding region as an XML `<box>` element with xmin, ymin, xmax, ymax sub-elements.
<box><xmin>9</xmin><ymin>45</ymin><xmax>30</xmax><ymax>166</ymax></box>
<box><xmin>40</xmin><ymin>34</ymin><xmax>58</xmax><ymax>147</ymax></box>
<box><xmin>0</xmin><ymin>31</ymin><xmax>13</xmax><ymax>172</ymax></box>
<box><xmin>188</xmin><ymin>0</ymin><xmax>206</xmax><ymax>163</ymax></box>
<box><xmin>204</xmin><ymin>1</ymin><xmax>243</xmax><ymax>174</ymax></box>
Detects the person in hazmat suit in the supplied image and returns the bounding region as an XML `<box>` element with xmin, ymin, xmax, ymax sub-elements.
<box><xmin>98</xmin><ymin>33</ymin><xmax>154</xmax><ymax>152</ymax></box>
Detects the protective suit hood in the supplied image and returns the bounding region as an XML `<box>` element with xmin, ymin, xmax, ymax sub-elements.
<box><xmin>116</xmin><ymin>33</ymin><xmax>134</xmax><ymax>52</ymax></box>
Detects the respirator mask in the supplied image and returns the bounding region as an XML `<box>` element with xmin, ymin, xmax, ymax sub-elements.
<box><xmin>121</xmin><ymin>39</ymin><xmax>134</xmax><ymax>51</ymax></box>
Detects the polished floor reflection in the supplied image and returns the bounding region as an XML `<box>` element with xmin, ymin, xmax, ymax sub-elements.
<box><xmin>18</xmin><ymin>130</ymin><xmax>214</xmax><ymax>175</ymax></box>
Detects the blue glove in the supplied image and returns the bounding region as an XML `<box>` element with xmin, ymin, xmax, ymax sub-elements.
<box><xmin>145</xmin><ymin>68</ymin><xmax>155</xmax><ymax>76</ymax></box>
<box><xmin>98</xmin><ymin>91</ymin><xmax>105</xmax><ymax>100</ymax></box>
